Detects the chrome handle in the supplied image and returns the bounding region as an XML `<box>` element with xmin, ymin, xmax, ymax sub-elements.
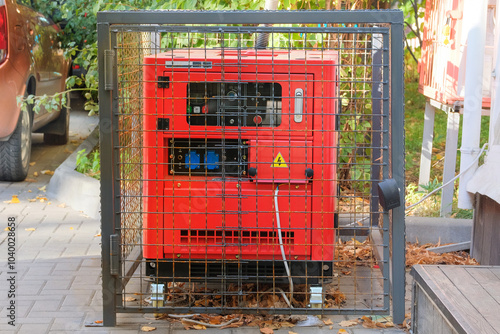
<box><xmin>294</xmin><ymin>88</ymin><xmax>304</xmax><ymax>123</ymax></box>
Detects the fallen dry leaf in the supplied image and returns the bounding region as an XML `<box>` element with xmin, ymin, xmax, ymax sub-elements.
<box><xmin>41</xmin><ymin>170</ymin><xmax>54</xmax><ymax>176</ymax></box>
<box><xmin>25</xmin><ymin>228</ymin><xmax>36</xmax><ymax>231</ymax></box>
<box><xmin>28</xmin><ymin>199</ymin><xmax>37</xmax><ymax>202</ymax></box>
<box><xmin>406</xmin><ymin>242</ymin><xmax>479</xmax><ymax>266</ymax></box>
<box><xmin>361</xmin><ymin>316</ymin><xmax>378</xmax><ymax>329</ymax></box>
<box><xmin>260</xmin><ymin>328</ymin><xmax>274</xmax><ymax>334</ymax></box>
<box><xmin>323</xmin><ymin>319</ymin><xmax>334</xmax><ymax>325</ymax></box>
<box><xmin>57</xmin><ymin>203</ymin><xmax>66</xmax><ymax>208</ymax></box>
<box><xmin>289</xmin><ymin>331</ymin><xmax>299</xmax><ymax>334</ymax></box>
<box><xmin>141</xmin><ymin>326</ymin><xmax>156</xmax><ymax>332</ymax></box>
<box><xmin>29</xmin><ymin>162</ymin><xmax>36</xmax><ymax>166</ymax></box>
<box><xmin>28</xmin><ymin>189</ymin><xmax>32</xmax><ymax>192</ymax></box>
<box><xmin>192</xmin><ymin>324</ymin><xmax>206</xmax><ymax>330</ymax></box>
<box><xmin>124</xmin><ymin>297</ymin><xmax>136</xmax><ymax>302</ymax></box>
<box><xmin>70</xmin><ymin>227</ymin><xmax>74</xmax><ymax>230</ymax></box>
<box><xmin>4</xmin><ymin>227</ymin><xmax>11</xmax><ymax>231</ymax></box>
<box><xmin>280</xmin><ymin>321</ymin><xmax>295</xmax><ymax>328</ymax></box>
<box><xmin>70</xmin><ymin>140</ymin><xmax>79</xmax><ymax>144</ymax></box>
<box><xmin>38</xmin><ymin>185</ymin><xmax>46</xmax><ymax>192</ymax></box>
<box><xmin>94</xmin><ymin>320</ymin><xmax>103</xmax><ymax>324</ymax></box>
<box><xmin>337</xmin><ymin>329</ymin><xmax>348</xmax><ymax>334</ymax></box>
<box><xmin>10</xmin><ymin>195</ymin><xmax>20</xmax><ymax>203</ymax></box>
<box><xmin>25</xmin><ymin>178</ymin><xmax>37</xmax><ymax>182</ymax></box>
<box><xmin>47</xmin><ymin>202</ymin><xmax>51</xmax><ymax>205</ymax></box>
<box><xmin>94</xmin><ymin>233</ymin><xmax>101</xmax><ymax>237</ymax></box>
<box><xmin>339</xmin><ymin>320</ymin><xmax>358</xmax><ymax>327</ymax></box>
<box><xmin>33</xmin><ymin>172</ymin><xmax>38</xmax><ymax>177</ymax></box>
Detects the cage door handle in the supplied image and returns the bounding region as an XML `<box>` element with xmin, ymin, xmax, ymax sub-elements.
<box><xmin>294</xmin><ymin>88</ymin><xmax>304</xmax><ymax>123</ymax></box>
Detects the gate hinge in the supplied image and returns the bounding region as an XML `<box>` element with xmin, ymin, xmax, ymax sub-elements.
<box><xmin>157</xmin><ymin>118</ymin><xmax>169</xmax><ymax>130</ymax></box>
<box><xmin>104</xmin><ymin>50</ymin><xmax>115</xmax><ymax>91</ymax></box>
<box><xmin>158</xmin><ymin>76</ymin><xmax>170</xmax><ymax>88</ymax></box>
<box><xmin>110</xmin><ymin>234</ymin><xmax>119</xmax><ymax>276</ymax></box>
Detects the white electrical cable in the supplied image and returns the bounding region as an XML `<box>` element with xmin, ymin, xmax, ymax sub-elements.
<box><xmin>274</xmin><ymin>185</ymin><xmax>294</xmax><ymax>303</ymax></box>
<box><xmin>405</xmin><ymin>143</ymin><xmax>489</xmax><ymax>212</ymax></box>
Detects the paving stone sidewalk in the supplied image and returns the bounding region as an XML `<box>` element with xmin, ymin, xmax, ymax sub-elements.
<box><xmin>0</xmin><ymin>102</ymin><xmax>406</xmax><ymax>334</ymax></box>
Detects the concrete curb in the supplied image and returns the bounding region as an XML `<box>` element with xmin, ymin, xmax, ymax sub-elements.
<box><xmin>47</xmin><ymin>126</ymin><xmax>100</xmax><ymax>219</ymax></box>
<box><xmin>406</xmin><ymin>216</ymin><xmax>472</xmax><ymax>244</ymax></box>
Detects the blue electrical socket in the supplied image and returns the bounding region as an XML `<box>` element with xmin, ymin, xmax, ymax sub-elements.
<box><xmin>185</xmin><ymin>151</ymin><xmax>200</xmax><ymax>169</ymax></box>
<box><xmin>205</xmin><ymin>151</ymin><xmax>220</xmax><ymax>170</ymax></box>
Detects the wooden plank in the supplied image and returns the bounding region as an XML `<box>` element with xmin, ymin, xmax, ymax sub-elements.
<box><xmin>465</xmin><ymin>267</ymin><xmax>500</xmax><ymax>305</ymax></box>
<box><xmin>416</xmin><ymin>265</ymin><xmax>497</xmax><ymax>334</ymax></box>
<box><xmin>471</xmin><ymin>194</ymin><xmax>484</xmax><ymax>262</ymax></box>
<box><xmin>442</xmin><ymin>266</ymin><xmax>500</xmax><ymax>332</ymax></box>
<box><xmin>490</xmin><ymin>267</ymin><xmax>500</xmax><ymax>280</ymax></box>
<box><xmin>480</xmin><ymin>196</ymin><xmax>495</xmax><ymax>264</ymax></box>
<box><xmin>414</xmin><ymin>283</ymin><xmax>456</xmax><ymax>334</ymax></box>
<box><xmin>482</xmin><ymin>196</ymin><xmax>500</xmax><ymax>264</ymax></box>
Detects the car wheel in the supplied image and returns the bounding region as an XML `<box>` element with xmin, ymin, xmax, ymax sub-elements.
<box><xmin>43</xmin><ymin>94</ymin><xmax>70</xmax><ymax>145</ymax></box>
<box><xmin>0</xmin><ymin>106</ymin><xmax>32</xmax><ymax>182</ymax></box>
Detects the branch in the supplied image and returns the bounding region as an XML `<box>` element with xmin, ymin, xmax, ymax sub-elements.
<box><xmin>404</xmin><ymin>21</ymin><xmax>422</xmax><ymax>49</ymax></box>
<box><xmin>404</xmin><ymin>36</ymin><xmax>419</xmax><ymax>64</ymax></box>
<box><xmin>409</xmin><ymin>0</ymin><xmax>423</xmax><ymax>48</ymax></box>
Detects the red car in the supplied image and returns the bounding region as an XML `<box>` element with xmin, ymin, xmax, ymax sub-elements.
<box><xmin>0</xmin><ymin>0</ymin><xmax>70</xmax><ymax>181</ymax></box>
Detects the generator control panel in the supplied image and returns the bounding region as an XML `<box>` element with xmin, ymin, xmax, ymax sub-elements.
<box><xmin>186</xmin><ymin>82</ymin><xmax>282</xmax><ymax>127</ymax></box>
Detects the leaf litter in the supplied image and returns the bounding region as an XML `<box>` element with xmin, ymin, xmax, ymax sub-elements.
<box><xmin>137</xmin><ymin>237</ymin><xmax>476</xmax><ymax>331</ymax></box>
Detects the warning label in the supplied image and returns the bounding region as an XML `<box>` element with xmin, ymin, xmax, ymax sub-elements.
<box><xmin>271</xmin><ymin>152</ymin><xmax>288</xmax><ymax>168</ymax></box>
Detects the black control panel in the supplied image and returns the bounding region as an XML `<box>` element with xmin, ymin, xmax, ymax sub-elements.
<box><xmin>186</xmin><ymin>82</ymin><xmax>282</xmax><ymax>127</ymax></box>
<box><xmin>169</xmin><ymin>139</ymin><xmax>248</xmax><ymax>176</ymax></box>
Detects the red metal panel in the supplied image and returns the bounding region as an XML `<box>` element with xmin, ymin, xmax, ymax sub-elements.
<box><xmin>143</xmin><ymin>49</ymin><xmax>338</xmax><ymax>265</ymax></box>
<box><xmin>248</xmin><ymin>140</ymin><xmax>313</xmax><ymax>183</ymax></box>
<box><xmin>163</xmin><ymin>183</ymin><xmax>311</xmax><ymax>260</ymax></box>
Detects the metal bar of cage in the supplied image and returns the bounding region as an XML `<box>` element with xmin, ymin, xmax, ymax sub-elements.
<box><xmin>97</xmin><ymin>10</ymin><xmax>405</xmax><ymax>327</ymax></box>
<box><xmin>97</xmin><ymin>10</ymin><xmax>404</xmax><ymax>25</ymax></box>
<box><xmin>389</xmin><ymin>15</ymin><xmax>406</xmax><ymax>324</ymax></box>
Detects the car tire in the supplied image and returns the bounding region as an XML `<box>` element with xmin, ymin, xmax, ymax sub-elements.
<box><xmin>43</xmin><ymin>95</ymin><xmax>70</xmax><ymax>145</ymax></box>
<box><xmin>0</xmin><ymin>106</ymin><xmax>32</xmax><ymax>182</ymax></box>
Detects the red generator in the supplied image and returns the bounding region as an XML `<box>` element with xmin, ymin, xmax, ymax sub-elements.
<box><xmin>143</xmin><ymin>49</ymin><xmax>338</xmax><ymax>284</ymax></box>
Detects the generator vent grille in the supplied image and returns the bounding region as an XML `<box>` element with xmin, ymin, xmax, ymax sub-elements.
<box><xmin>179</xmin><ymin>229</ymin><xmax>295</xmax><ymax>246</ymax></box>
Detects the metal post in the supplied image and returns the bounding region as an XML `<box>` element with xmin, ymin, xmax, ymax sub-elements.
<box><xmin>418</xmin><ymin>101</ymin><xmax>436</xmax><ymax>190</ymax></box>
<box><xmin>390</xmin><ymin>12</ymin><xmax>406</xmax><ymax>325</ymax></box>
<box><xmin>371</xmin><ymin>32</ymin><xmax>383</xmax><ymax>226</ymax></box>
<box><xmin>98</xmin><ymin>21</ymin><xmax>117</xmax><ymax>327</ymax></box>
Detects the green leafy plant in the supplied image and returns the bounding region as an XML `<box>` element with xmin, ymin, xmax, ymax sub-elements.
<box><xmin>419</xmin><ymin>177</ymin><xmax>442</xmax><ymax>196</ymax></box>
<box><xmin>76</xmin><ymin>149</ymin><xmax>101</xmax><ymax>180</ymax></box>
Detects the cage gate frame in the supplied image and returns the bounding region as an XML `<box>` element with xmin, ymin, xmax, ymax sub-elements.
<box><xmin>98</xmin><ymin>10</ymin><xmax>405</xmax><ymax>327</ymax></box>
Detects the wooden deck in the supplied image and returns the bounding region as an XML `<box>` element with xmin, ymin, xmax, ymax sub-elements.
<box><xmin>411</xmin><ymin>265</ymin><xmax>500</xmax><ymax>334</ymax></box>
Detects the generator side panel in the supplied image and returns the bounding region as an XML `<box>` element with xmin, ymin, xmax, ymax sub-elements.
<box><xmin>143</xmin><ymin>57</ymin><xmax>166</xmax><ymax>259</ymax></box>
<box><xmin>311</xmin><ymin>57</ymin><xmax>338</xmax><ymax>261</ymax></box>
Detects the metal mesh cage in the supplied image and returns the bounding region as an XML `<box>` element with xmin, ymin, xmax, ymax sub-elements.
<box><xmin>98</xmin><ymin>10</ymin><xmax>405</xmax><ymax>326</ymax></box>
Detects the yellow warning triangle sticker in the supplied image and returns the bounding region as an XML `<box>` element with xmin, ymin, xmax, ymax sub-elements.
<box><xmin>271</xmin><ymin>152</ymin><xmax>288</xmax><ymax>168</ymax></box>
